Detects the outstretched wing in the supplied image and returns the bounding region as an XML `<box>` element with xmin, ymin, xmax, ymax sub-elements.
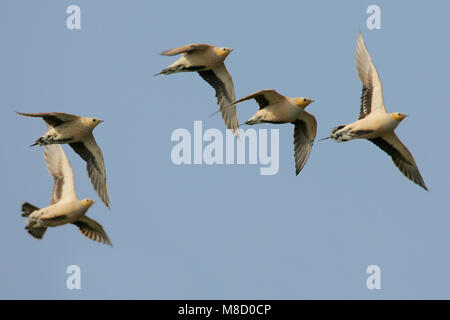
<box><xmin>160</xmin><ymin>43</ymin><xmax>212</xmax><ymax>56</ymax></box>
<box><xmin>226</xmin><ymin>89</ymin><xmax>286</xmax><ymax>110</ymax></box>
<box><xmin>369</xmin><ymin>132</ymin><xmax>428</xmax><ymax>190</ymax></box>
<box><xmin>292</xmin><ymin>112</ymin><xmax>317</xmax><ymax>175</ymax></box>
<box><xmin>44</xmin><ymin>144</ymin><xmax>77</xmax><ymax>205</ymax></box>
<box><xmin>198</xmin><ymin>63</ymin><xmax>239</xmax><ymax>135</ymax></box>
<box><xmin>17</xmin><ymin>112</ymin><xmax>80</xmax><ymax>127</ymax></box>
<box><xmin>69</xmin><ymin>134</ymin><xmax>110</xmax><ymax>208</ymax></box>
<box><xmin>73</xmin><ymin>216</ymin><xmax>112</xmax><ymax>246</ymax></box>
<box><xmin>355</xmin><ymin>32</ymin><xmax>385</xmax><ymax>119</ymax></box>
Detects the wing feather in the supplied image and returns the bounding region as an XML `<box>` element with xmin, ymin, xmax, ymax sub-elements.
<box><xmin>73</xmin><ymin>216</ymin><xmax>112</xmax><ymax>246</ymax></box>
<box><xmin>69</xmin><ymin>135</ymin><xmax>110</xmax><ymax>208</ymax></box>
<box><xmin>355</xmin><ymin>33</ymin><xmax>385</xmax><ymax>119</ymax></box>
<box><xmin>226</xmin><ymin>89</ymin><xmax>286</xmax><ymax>109</ymax></box>
<box><xmin>44</xmin><ymin>144</ymin><xmax>77</xmax><ymax>204</ymax></box>
<box><xmin>292</xmin><ymin>112</ymin><xmax>317</xmax><ymax>175</ymax></box>
<box><xmin>17</xmin><ymin>112</ymin><xmax>80</xmax><ymax>127</ymax></box>
<box><xmin>160</xmin><ymin>44</ymin><xmax>212</xmax><ymax>56</ymax></box>
<box><xmin>198</xmin><ymin>64</ymin><xmax>239</xmax><ymax>135</ymax></box>
<box><xmin>369</xmin><ymin>133</ymin><xmax>428</xmax><ymax>190</ymax></box>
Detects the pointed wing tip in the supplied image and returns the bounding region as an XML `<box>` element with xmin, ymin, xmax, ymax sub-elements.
<box><xmin>103</xmin><ymin>197</ymin><xmax>111</xmax><ymax>209</ymax></box>
<box><xmin>420</xmin><ymin>183</ymin><xmax>429</xmax><ymax>192</ymax></box>
<box><xmin>357</xmin><ymin>31</ymin><xmax>364</xmax><ymax>43</ymax></box>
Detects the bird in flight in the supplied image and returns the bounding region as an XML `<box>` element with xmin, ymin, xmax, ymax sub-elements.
<box><xmin>156</xmin><ymin>43</ymin><xmax>239</xmax><ymax>136</ymax></box>
<box><xmin>21</xmin><ymin>143</ymin><xmax>112</xmax><ymax>245</ymax></box>
<box><xmin>17</xmin><ymin>112</ymin><xmax>111</xmax><ymax>207</ymax></box>
<box><xmin>321</xmin><ymin>32</ymin><xmax>428</xmax><ymax>190</ymax></box>
<box><xmin>225</xmin><ymin>89</ymin><xmax>316</xmax><ymax>175</ymax></box>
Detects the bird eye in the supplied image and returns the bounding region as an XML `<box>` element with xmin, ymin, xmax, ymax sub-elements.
<box><xmin>93</xmin><ymin>119</ymin><xmax>96</xmax><ymax>122</ymax></box>
<box><xmin>304</xmin><ymin>98</ymin><xmax>307</xmax><ymax>102</ymax></box>
<box><xmin>223</xmin><ymin>48</ymin><xmax>226</xmax><ymax>51</ymax></box>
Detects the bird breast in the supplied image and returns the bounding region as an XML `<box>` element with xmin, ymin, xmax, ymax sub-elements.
<box><xmin>355</xmin><ymin>112</ymin><xmax>399</xmax><ymax>134</ymax></box>
<box><xmin>263</xmin><ymin>101</ymin><xmax>303</xmax><ymax>123</ymax></box>
<box><xmin>58</xmin><ymin>120</ymin><xmax>91</xmax><ymax>141</ymax></box>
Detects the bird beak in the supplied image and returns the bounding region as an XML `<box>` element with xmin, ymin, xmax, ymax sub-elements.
<box><xmin>310</xmin><ymin>99</ymin><xmax>315</xmax><ymax>103</ymax></box>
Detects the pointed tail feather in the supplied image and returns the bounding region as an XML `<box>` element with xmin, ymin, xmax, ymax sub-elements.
<box><xmin>155</xmin><ymin>64</ymin><xmax>185</xmax><ymax>76</ymax></box>
<box><xmin>21</xmin><ymin>202</ymin><xmax>39</xmax><ymax>217</ymax></box>
<box><xmin>25</xmin><ymin>225</ymin><xmax>47</xmax><ymax>239</ymax></box>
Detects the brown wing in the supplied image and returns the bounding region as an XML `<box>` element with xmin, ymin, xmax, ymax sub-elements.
<box><xmin>17</xmin><ymin>112</ymin><xmax>80</xmax><ymax>127</ymax></box>
<box><xmin>73</xmin><ymin>216</ymin><xmax>112</xmax><ymax>246</ymax></box>
<box><xmin>69</xmin><ymin>134</ymin><xmax>110</xmax><ymax>208</ymax></box>
<box><xmin>292</xmin><ymin>112</ymin><xmax>317</xmax><ymax>175</ymax></box>
<box><xmin>198</xmin><ymin>63</ymin><xmax>239</xmax><ymax>135</ymax></box>
<box><xmin>160</xmin><ymin>44</ymin><xmax>212</xmax><ymax>56</ymax></box>
<box><xmin>369</xmin><ymin>132</ymin><xmax>428</xmax><ymax>190</ymax></box>
<box><xmin>227</xmin><ymin>89</ymin><xmax>286</xmax><ymax>110</ymax></box>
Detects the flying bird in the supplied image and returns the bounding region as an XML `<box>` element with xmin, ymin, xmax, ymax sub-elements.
<box><xmin>322</xmin><ymin>32</ymin><xmax>427</xmax><ymax>190</ymax></box>
<box><xmin>21</xmin><ymin>143</ymin><xmax>112</xmax><ymax>245</ymax></box>
<box><xmin>156</xmin><ymin>43</ymin><xmax>239</xmax><ymax>135</ymax></box>
<box><xmin>17</xmin><ymin>112</ymin><xmax>110</xmax><ymax>207</ymax></box>
<box><xmin>225</xmin><ymin>89</ymin><xmax>316</xmax><ymax>175</ymax></box>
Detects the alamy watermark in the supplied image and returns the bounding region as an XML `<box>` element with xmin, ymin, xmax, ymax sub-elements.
<box><xmin>366</xmin><ymin>5</ymin><xmax>381</xmax><ymax>30</ymax></box>
<box><xmin>170</xmin><ymin>121</ymin><xmax>280</xmax><ymax>175</ymax></box>
<box><xmin>66</xmin><ymin>5</ymin><xmax>81</xmax><ymax>30</ymax></box>
<box><xmin>366</xmin><ymin>265</ymin><xmax>381</xmax><ymax>290</ymax></box>
<box><xmin>66</xmin><ymin>265</ymin><xmax>81</xmax><ymax>290</ymax></box>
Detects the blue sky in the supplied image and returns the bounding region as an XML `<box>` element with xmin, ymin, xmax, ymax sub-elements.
<box><xmin>1</xmin><ymin>0</ymin><xmax>450</xmax><ymax>299</ymax></box>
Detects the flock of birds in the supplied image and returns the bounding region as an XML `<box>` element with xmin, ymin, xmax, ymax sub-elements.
<box><xmin>17</xmin><ymin>32</ymin><xmax>427</xmax><ymax>246</ymax></box>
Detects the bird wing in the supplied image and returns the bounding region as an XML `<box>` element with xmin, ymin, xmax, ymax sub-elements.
<box><xmin>73</xmin><ymin>216</ymin><xmax>112</xmax><ymax>246</ymax></box>
<box><xmin>198</xmin><ymin>63</ymin><xmax>239</xmax><ymax>135</ymax></box>
<box><xmin>69</xmin><ymin>134</ymin><xmax>110</xmax><ymax>208</ymax></box>
<box><xmin>160</xmin><ymin>43</ymin><xmax>212</xmax><ymax>56</ymax></box>
<box><xmin>44</xmin><ymin>144</ymin><xmax>77</xmax><ymax>205</ymax></box>
<box><xmin>369</xmin><ymin>132</ymin><xmax>428</xmax><ymax>190</ymax></box>
<box><xmin>226</xmin><ymin>89</ymin><xmax>286</xmax><ymax>110</ymax></box>
<box><xmin>292</xmin><ymin>112</ymin><xmax>317</xmax><ymax>175</ymax></box>
<box><xmin>17</xmin><ymin>112</ymin><xmax>80</xmax><ymax>127</ymax></box>
<box><xmin>355</xmin><ymin>32</ymin><xmax>386</xmax><ymax>120</ymax></box>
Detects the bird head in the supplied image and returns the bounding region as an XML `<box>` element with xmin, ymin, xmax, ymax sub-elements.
<box><xmin>295</xmin><ymin>97</ymin><xmax>315</xmax><ymax>109</ymax></box>
<box><xmin>83</xmin><ymin>117</ymin><xmax>104</xmax><ymax>129</ymax></box>
<box><xmin>391</xmin><ymin>112</ymin><xmax>408</xmax><ymax>122</ymax></box>
<box><xmin>214</xmin><ymin>47</ymin><xmax>233</xmax><ymax>58</ymax></box>
<box><xmin>81</xmin><ymin>198</ymin><xmax>95</xmax><ymax>208</ymax></box>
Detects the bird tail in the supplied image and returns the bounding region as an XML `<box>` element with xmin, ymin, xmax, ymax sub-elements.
<box><xmin>154</xmin><ymin>65</ymin><xmax>183</xmax><ymax>76</ymax></box>
<box><xmin>21</xmin><ymin>202</ymin><xmax>39</xmax><ymax>217</ymax></box>
<box><xmin>318</xmin><ymin>125</ymin><xmax>346</xmax><ymax>142</ymax></box>
<box><xmin>25</xmin><ymin>224</ymin><xmax>47</xmax><ymax>239</ymax></box>
<box><xmin>331</xmin><ymin>125</ymin><xmax>346</xmax><ymax>135</ymax></box>
<box><xmin>154</xmin><ymin>64</ymin><xmax>205</xmax><ymax>76</ymax></box>
<box><xmin>329</xmin><ymin>125</ymin><xmax>352</xmax><ymax>142</ymax></box>
<box><xmin>30</xmin><ymin>137</ymin><xmax>45</xmax><ymax>147</ymax></box>
<box><xmin>21</xmin><ymin>202</ymin><xmax>47</xmax><ymax>240</ymax></box>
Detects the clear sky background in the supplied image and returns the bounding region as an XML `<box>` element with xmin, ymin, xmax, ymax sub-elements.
<box><xmin>1</xmin><ymin>0</ymin><xmax>450</xmax><ymax>299</ymax></box>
